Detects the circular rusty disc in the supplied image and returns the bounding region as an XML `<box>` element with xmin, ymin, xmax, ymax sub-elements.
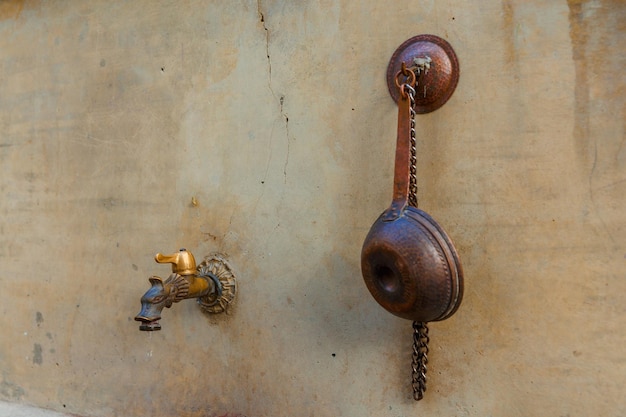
<box><xmin>386</xmin><ymin>34</ymin><xmax>459</xmax><ymax>113</ymax></box>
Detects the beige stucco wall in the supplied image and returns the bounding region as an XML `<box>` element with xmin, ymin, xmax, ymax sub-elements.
<box><xmin>0</xmin><ymin>1</ymin><xmax>624</xmax><ymax>416</ymax></box>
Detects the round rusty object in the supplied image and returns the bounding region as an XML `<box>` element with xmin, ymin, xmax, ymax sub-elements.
<box><xmin>386</xmin><ymin>34</ymin><xmax>459</xmax><ymax>113</ymax></box>
<box><xmin>361</xmin><ymin>207</ymin><xmax>464</xmax><ymax>322</ymax></box>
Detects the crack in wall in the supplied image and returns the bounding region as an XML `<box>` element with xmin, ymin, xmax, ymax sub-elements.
<box><xmin>279</xmin><ymin>95</ymin><xmax>290</xmax><ymax>183</ymax></box>
<box><xmin>258</xmin><ymin>2</ymin><xmax>271</xmax><ymax>88</ymax></box>
<box><xmin>258</xmin><ymin>1</ymin><xmax>290</xmax><ymax>184</ymax></box>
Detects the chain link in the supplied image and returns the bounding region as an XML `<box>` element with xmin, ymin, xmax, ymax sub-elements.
<box><xmin>402</xmin><ymin>73</ymin><xmax>429</xmax><ymax>401</ymax></box>
<box><xmin>411</xmin><ymin>321</ymin><xmax>430</xmax><ymax>401</ymax></box>
<box><xmin>400</xmin><ymin>69</ymin><xmax>429</xmax><ymax>402</ymax></box>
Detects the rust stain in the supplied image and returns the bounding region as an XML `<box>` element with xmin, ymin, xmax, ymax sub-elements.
<box><xmin>501</xmin><ymin>0</ymin><xmax>524</xmax><ymax>134</ymax></box>
<box><xmin>501</xmin><ymin>0</ymin><xmax>516</xmax><ymax>65</ymax></box>
<box><xmin>567</xmin><ymin>0</ymin><xmax>591</xmax><ymax>161</ymax></box>
<box><xmin>567</xmin><ymin>0</ymin><xmax>625</xmax><ymax>245</ymax></box>
<box><xmin>0</xmin><ymin>0</ymin><xmax>24</xmax><ymax>20</ymax></box>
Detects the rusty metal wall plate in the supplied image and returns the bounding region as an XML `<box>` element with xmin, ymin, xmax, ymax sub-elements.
<box><xmin>386</xmin><ymin>34</ymin><xmax>460</xmax><ymax>113</ymax></box>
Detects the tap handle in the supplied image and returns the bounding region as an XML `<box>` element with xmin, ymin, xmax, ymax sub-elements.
<box><xmin>155</xmin><ymin>248</ymin><xmax>197</xmax><ymax>276</ymax></box>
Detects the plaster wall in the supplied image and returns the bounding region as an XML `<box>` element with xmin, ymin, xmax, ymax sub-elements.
<box><xmin>0</xmin><ymin>1</ymin><xmax>624</xmax><ymax>416</ymax></box>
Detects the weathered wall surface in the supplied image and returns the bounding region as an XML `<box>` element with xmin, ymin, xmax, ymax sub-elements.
<box><xmin>0</xmin><ymin>1</ymin><xmax>624</xmax><ymax>416</ymax></box>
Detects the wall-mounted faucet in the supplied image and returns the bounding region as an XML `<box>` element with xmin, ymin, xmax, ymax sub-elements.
<box><xmin>134</xmin><ymin>249</ymin><xmax>237</xmax><ymax>331</ymax></box>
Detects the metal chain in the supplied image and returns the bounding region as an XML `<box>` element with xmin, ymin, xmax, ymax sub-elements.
<box><xmin>406</xmin><ymin>74</ymin><xmax>429</xmax><ymax>401</ymax></box>
<box><xmin>411</xmin><ymin>321</ymin><xmax>430</xmax><ymax>401</ymax></box>
<box><xmin>400</xmin><ymin>68</ymin><xmax>430</xmax><ymax>402</ymax></box>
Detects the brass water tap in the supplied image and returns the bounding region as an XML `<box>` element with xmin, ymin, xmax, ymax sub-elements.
<box><xmin>135</xmin><ymin>249</ymin><xmax>237</xmax><ymax>331</ymax></box>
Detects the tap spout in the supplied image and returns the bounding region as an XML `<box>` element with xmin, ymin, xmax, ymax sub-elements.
<box><xmin>134</xmin><ymin>272</ymin><xmax>214</xmax><ymax>331</ymax></box>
